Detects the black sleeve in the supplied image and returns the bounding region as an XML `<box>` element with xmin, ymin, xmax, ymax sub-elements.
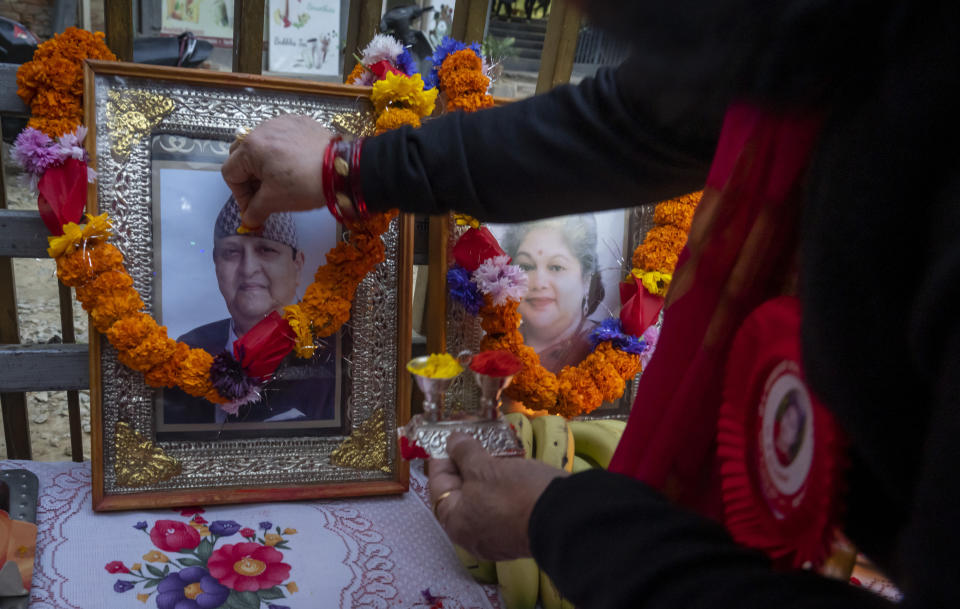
<box><xmin>360</xmin><ymin>61</ymin><xmax>720</xmax><ymax>222</ymax></box>
<box><xmin>529</xmin><ymin>470</ymin><xmax>896</xmax><ymax>609</ymax></box>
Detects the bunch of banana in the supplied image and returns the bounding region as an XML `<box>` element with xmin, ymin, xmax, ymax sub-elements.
<box><xmin>452</xmin><ymin>413</ymin><xmax>628</xmax><ymax>609</ymax></box>
<box><xmin>568</xmin><ymin>418</ymin><xmax>625</xmax><ymax>469</ymax></box>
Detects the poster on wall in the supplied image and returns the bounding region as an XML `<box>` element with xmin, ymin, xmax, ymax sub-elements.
<box><xmin>268</xmin><ymin>0</ymin><xmax>340</xmax><ymax>76</ymax></box>
<box><xmin>422</xmin><ymin>3</ymin><xmax>455</xmax><ymax>48</ymax></box>
<box><xmin>161</xmin><ymin>0</ymin><xmax>235</xmax><ymax>44</ymax></box>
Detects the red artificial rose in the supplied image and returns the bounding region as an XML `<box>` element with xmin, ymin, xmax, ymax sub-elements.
<box><xmin>619</xmin><ymin>277</ymin><xmax>664</xmax><ymax>337</ymax></box>
<box><xmin>399</xmin><ymin>436</ymin><xmax>430</xmax><ymax>460</ymax></box>
<box><xmin>149</xmin><ymin>520</ymin><xmax>202</xmax><ymax>552</ymax></box>
<box><xmin>207</xmin><ymin>542</ymin><xmax>291</xmax><ymax>591</ymax></box>
<box><xmin>104</xmin><ymin>561</ymin><xmax>129</xmax><ymax>574</ymax></box>
<box><xmin>240</xmin><ymin>528</ymin><xmax>256</xmax><ymax>538</ymax></box>
<box><xmin>452</xmin><ymin>227</ymin><xmax>507</xmax><ymax>272</ymax></box>
<box><xmin>233</xmin><ymin>311</ymin><xmax>296</xmax><ymax>381</ymax></box>
<box><xmin>37</xmin><ymin>158</ymin><xmax>88</xmax><ymax>236</ymax></box>
<box><xmin>368</xmin><ymin>59</ymin><xmax>402</xmax><ymax>81</ymax></box>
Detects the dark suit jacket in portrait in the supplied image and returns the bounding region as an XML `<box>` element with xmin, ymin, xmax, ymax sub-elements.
<box><xmin>162</xmin><ymin>319</ymin><xmax>337</xmax><ymax>425</ymax></box>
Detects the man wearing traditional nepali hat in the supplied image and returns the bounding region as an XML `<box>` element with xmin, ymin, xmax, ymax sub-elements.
<box><xmin>163</xmin><ymin>197</ymin><xmax>337</xmax><ymax>425</ymax></box>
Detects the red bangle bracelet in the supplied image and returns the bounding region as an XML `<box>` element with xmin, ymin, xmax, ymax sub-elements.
<box><xmin>321</xmin><ymin>136</ymin><xmax>369</xmax><ymax>225</ymax></box>
<box><xmin>349</xmin><ymin>138</ymin><xmax>368</xmax><ymax>219</ymax></box>
<box><xmin>322</xmin><ymin>136</ymin><xmax>343</xmax><ymax>223</ymax></box>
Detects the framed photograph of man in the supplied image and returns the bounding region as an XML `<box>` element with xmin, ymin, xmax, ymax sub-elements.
<box><xmin>150</xmin><ymin>136</ymin><xmax>344</xmax><ymax>440</ymax></box>
<box><xmin>85</xmin><ymin>61</ymin><xmax>412</xmax><ymax>511</ymax></box>
<box><xmin>443</xmin><ymin>206</ymin><xmax>657</xmax><ymax>419</ymax></box>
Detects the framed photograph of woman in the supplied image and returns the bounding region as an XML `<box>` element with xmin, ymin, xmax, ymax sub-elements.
<box><xmin>443</xmin><ymin>207</ymin><xmax>657</xmax><ymax>419</ymax></box>
<box><xmin>85</xmin><ymin>61</ymin><xmax>412</xmax><ymax>511</ymax></box>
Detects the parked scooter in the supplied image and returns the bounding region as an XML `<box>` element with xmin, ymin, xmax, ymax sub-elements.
<box><xmin>0</xmin><ymin>15</ymin><xmax>40</xmax><ymax>64</ymax></box>
<box><xmin>380</xmin><ymin>5</ymin><xmax>435</xmax><ymax>75</ymax></box>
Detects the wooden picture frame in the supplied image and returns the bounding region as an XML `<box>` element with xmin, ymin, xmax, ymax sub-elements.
<box><xmin>441</xmin><ymin>206</ymin><xmax>658</xmax><ymax>420</ymax></box>
<box><xmin>85</xmin><ymin>61</ymin><xmax>412</xmax><ymax>511</ymax></box>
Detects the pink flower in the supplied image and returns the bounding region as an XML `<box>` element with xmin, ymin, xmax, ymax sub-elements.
<box><xmin>640</xmin><ymin>324</ymin><xmax>661</xmax><ymax>368</ymax></box>
<box><xmin>177</xmin><ymin>508</ymin><xmax>205</xmax><ymax>517</ymax></box>
<box><xmin>191</xmin><ymin>515</ymin><xmax>208</xmax><ymax>525</ymax></box>
<box><xmin>240</xmin><ymin>528</ymin><xmax>256</xmax><ymax>539</ymax></box>
<box><xmin>208</xmin><ymin>543</ymin><xmax>291</xmax><ymax>591</ymax></box>
<box><xmin>105</xmin><ymin>560</ymin><xmax>130</xmax><ymax>574</ymax></box>
<box><xmin>150</xmin><ymin>520</ymin><xmax>201</xmax><ymax>552</ymax></box>
<box><xmin>472</xmin><ymin>256</ymin><xmax>529</xmax><ymax>305</ymax></box>
<box><xmin>56</xmin><ymin>126</ymin><xmax>89</xmax><ymax>161</ymax></box>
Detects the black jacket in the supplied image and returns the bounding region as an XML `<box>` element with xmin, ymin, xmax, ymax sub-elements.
<box><xmin>362</xmin><ymin>2</ymin><xmax>960</xmax><ymax>606</ymax></box>
<box><xmin>162</xmin><ymin>319</ymin><xmax>337</xmax><ymax>424</ymax></box>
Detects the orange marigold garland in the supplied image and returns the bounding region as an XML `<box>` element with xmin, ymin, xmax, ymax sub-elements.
<box><xmin>14</xmin><ymin>28</ymin><xmax>415</xmax><ymax>413</ymax></box>
<box><xmin>631</xmin><ymin>191</ymin><xmax>702</xmax><ymax>296</ymax></box>
<box><xmin>437</xmin><ymin>49</ymin><xmax>494</xmax><ymax>112</ymax></box>
<box><xmin>424</xmin><ymin>38</ymin><xmax>494</xmax><ymax>112</ymax></box>
<box><xmin>16</xmin><ymin>27</ymin><xmax>116</xmax><ymax>138</ymax></box>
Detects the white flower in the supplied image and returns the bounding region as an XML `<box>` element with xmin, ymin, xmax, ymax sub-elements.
<box><xmin>361</xmin><ymin>34</ymin><xmax>405</xmax><ymax>66</ymax></box>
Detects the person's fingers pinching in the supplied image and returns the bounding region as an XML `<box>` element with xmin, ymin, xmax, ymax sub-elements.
<box><xmin>221</xmin><ymin>115</ymin><xmax>334</xmax><ymax>230</ymax></box>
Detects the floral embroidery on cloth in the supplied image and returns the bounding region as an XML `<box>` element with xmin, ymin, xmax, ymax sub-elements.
<box><xmin>105</xmin><ymin>511</ymin><xmax>298</xmax><ymax>608</ymax></box>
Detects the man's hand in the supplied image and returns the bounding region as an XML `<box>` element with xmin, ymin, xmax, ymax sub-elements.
<box><xmin>221</xmin><ymin>115</ymin><xmax>334</xmax><ymax>228</ymax></box>
<box><xmin>429</xmin><ymin>433</ymin><xmax>566</xmax><ymax>561</ymax></box>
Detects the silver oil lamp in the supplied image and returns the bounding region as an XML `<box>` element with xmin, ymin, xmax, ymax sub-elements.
<box><xmin>398</xmin><ymin>351</ymin><xmax>524</xmax><ymax>459</ymax></box>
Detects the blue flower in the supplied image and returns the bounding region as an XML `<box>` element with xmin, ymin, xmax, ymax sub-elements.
<box><xmin>590</xmin><ymin>318</ymin><xmax>646</xmax><ymax>355</ymax></box>
<box><xmin>156</xmin><ymin>567</ymin><xmax>229</xmax><ymax>609</ymax></box>
<box><xmin>447</xmin><ymin>265</ymin><xmax>484</xmax><ymax>315</ymax></box>
<box><xmin>396</xmin><ymin>48</ymin><xmax>417</xmax><ymax>76</ymax></box>
<box><xmin>425</xmin><ymin>36</ymin><xmax>482</xmax><ymax>89</ymax></box>
<box><xmin>133</xmin><ymin>521</ymin><xmax>148</xmax><ymax>531</ymax></box>
<box><xmin>113</xmin><ymin>580</ymin><xmax>136</xmax><ymax>593</ymax></box>
<box><xmin>259</xmin><ymin>521</ymin><xmax>273</xmax><ymax>531</ymax></box>
<box><xmin>208</xmin><ymin>520</ymin><xmax>242</xmax><ymax>537</ymax></box>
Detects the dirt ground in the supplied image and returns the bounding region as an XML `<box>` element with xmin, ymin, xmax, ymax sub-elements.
<box><xmin>2</xmin><ymin>143</ymin><xmax>92</xmax><ymax>461</ymax></box>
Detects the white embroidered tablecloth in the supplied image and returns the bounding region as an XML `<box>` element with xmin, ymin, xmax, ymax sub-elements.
<box><xmin>1</xmin><ymin>460</ymin><xmax>502</xmax><ymax>609</ymax></box>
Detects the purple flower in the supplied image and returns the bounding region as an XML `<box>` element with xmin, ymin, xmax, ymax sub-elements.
<box><xmin>396</xmin><ymin>48</ymin><xmax>417</xmax><ymax>76</ymax></box>
<box><xmin>590</xmin><ymin>318</ymin><xmax>646</xmax><ymax>355</ymax></box>
<box><xmin>210</xmin><ymin>351</ymin><xmax>258</xmax><ymax>403</ymax></box>
<box><xmin>447</xmin><ymin>265</ymin><xmax>484</xmax><ymax>315</ymax></box>
<box><xmin>259</xmin><ymin>521</ymin><xmax>273</xmax><ymax>531</ymax></box>
<box><xmin>425</xmin><ymin>36</ymin><xmax>482</xmax><ymax>89</ymax></box>
<box><xmin>113</xmin><ymin>580</ymin><xmax>136</xmax><ymax>593</ymax></box>
<box><xmin>208</xmin><ymin>520</ymin><xmax>242</xmax><ymax>537</ymax></box>
<box><xmin>11</xmin><ymin>127</ymin><xmax>64</xmax><ymax>180</ymax></box>
<box><xmin>156</xmin><ymin>567</ymin><xmax>229</xmax><ymax>609</ymax></box>
<box><xmin>472</xmin><ymin>256</ymin><xmax>529</xmax><ymax>305</ymax></box>
<box><xmin>133</xmin><ymin>521</ymin><xmax>148</xmax><ymax>530</ymax></box>
<box><xmin>268</xmin><ymin>605</ymin><xmax>291</xmax><ymax>609</ymax></box>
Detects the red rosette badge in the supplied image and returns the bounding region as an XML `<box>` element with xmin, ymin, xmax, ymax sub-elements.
<box><xmin>717</xmin><ymin>296</ymin><xmax>845</xmax><ymax>570</ymax></box>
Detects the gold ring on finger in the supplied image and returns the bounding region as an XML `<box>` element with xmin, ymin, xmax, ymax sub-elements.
<box><xmin>433</xmin><ymin>490</ymin><xmax>453</xmax><ymax>519</ymax></box>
